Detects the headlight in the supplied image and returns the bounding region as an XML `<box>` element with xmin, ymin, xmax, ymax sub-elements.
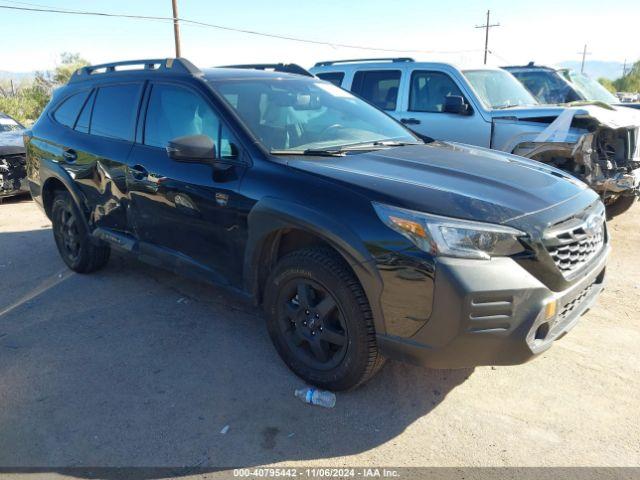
<box><xmin>373</xmin><ymin>202</ymin><xmax>526</xmax><ymax>260</ymax></box>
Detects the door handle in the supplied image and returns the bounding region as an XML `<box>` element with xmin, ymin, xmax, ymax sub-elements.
<box><xmin>400</xmin><ymin>118</ymin><xmax>421</xmax><ymax>125</ymax></box>
<box><xmin>130</xmin><ymin>164</ymin><xmax>149</xmax><ymax>180</ymax></box>
<box><xmin>62</xmin><ymin>149</ymin><xmax>77</xmax><ymax>162</ymax></box>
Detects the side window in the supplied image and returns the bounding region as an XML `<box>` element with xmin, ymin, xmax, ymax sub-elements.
<box><xmin>316</xmin><ymin>72</ymin><xmax>345</xmax><ymax>87</ymax></box>
<box><xmin>90</xmin><ymin>84</ymin><xmax>142</xmax><ymax>141</ymax></box>
<box><xmin>351</xmin><ymin>70</ymin><xmax>401</xmax><ymax>111</ymax></box>
<box><xmin>74</xmin><ymin>90</ymin><xmax>95</xmax><ymax>134</ymax></box>
<box><xmin>53</xmin><ymin>91</ymin><xmax>90</xmax><ymax>128</ymax></box>
<box><xmin>409</xmin><ymin>71</ymin><xmax>465</xmax><ymax>113</ymax></box>
<box><xmin>145</xmin><ymin>84</ymin><xmax>238</xmax><ymax>160</ymax></box>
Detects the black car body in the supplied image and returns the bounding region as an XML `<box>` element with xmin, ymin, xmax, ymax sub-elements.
<box><xmin>25</xmin><ymin>59</ymin><xmax>609</xmax><ymax>389</ymax></box>
<box><xmin>0</xmin><ymin>113</ymin><xmax>28</xmax><ymax>200</ymax></box>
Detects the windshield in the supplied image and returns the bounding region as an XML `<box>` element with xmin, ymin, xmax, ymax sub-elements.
<box><xmin>209</xmin><ymin>78</ymin><xmax>418</xmax><ymax>152</ymax></box>
<box><xmin>509</xmin><ymin>70</ymin><xmax>582</xmax><ymax>104</ymax></box>
<box><xmin>564</xmin><ymin>70</ymin><xmax>619</xmax><ymax>104</ymax></box>
<box><xmin>0</xmin><ymin>116</ymin><xmax>23</xmax><ymax>133</ymax></box>
<box><xmin>463</xmin><ymin>69</ymin><xmax>538</xmax><ymax>109</ymax></box>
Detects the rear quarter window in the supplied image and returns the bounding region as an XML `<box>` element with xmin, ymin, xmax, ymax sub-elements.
<box><xmin>53</xmin><ymin>91</ymin><xmax>91</xmax><ymax>128</ymax></box>
<box><xmin>351</xmin><ymin>70</ymin><xmax>401</xmax><ymax>111</ymax></box>
<box><xmin>90</xmin><ymin>84</ymin><xmax>143</xmax><ymax>141</ymax></box>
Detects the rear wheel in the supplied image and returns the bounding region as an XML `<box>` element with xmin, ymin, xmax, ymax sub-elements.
<box><xmin>264</xmin><ymin>247</ymin><xmax>384</xmax><ymax>391</ymax></box>
<box><xmin>51</xmin><ymin>191</ymin><xmax>110</xmax><ymax>273</ymax></box>
<box><xmin>606</xmin><ymin>195</ymin><xmax>637</xmax><ymax>219</ymax></box>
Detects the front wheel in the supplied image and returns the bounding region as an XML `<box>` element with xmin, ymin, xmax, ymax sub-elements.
<box><xmin>263</xmin><ymin>248</ymin><xmax>384</xmax><ymax>391</ymax></box>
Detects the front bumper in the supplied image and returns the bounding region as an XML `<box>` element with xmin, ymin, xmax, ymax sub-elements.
<box><xmin>377</xmin><ymin>246</ymin><xmax>608</xmax><ymax>368</ymax></box>
<box><xmin>593</xmin><ymin>167</ymin><xmax>640</xmax><ymax>195</ymax></box>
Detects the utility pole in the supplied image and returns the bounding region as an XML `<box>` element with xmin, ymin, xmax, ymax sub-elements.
<box><xmin>475</xmin><ymin>10</ymin><xmax>500</xmax><ymax>65</ymax></box>
<box><xmin>171</xmin><ymin>0</ymin><xmax>182</xmax><ymax>57</ymax></box>
<box><xmin>578</xmin><ymin>44</ymin><xmax>591</xmax><ymax>73</ymax></box>
<box><xmin>623</xmin><ymin>59</ymin><xmax>627</xmax><ymax>77</ymax></box>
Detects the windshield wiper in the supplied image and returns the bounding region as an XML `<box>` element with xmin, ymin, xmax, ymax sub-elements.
<box><xmin>270</xmin><ymin>148</ymin><xmax>346</xmax><ymax>156</ymax></box>
<box><xmin>371</xmin><ymin>140</ymin><xmax>422</xmax><ymax>147</ymax></box>
<box><xmin>270</xmin><ymin>140</ymin><xmax>423</xmax><ymax>157</ymax></box>
<box><xmin>494</xmin><ymin>103</ymin><xmax>533</xmax><ymax>110</ymax></box>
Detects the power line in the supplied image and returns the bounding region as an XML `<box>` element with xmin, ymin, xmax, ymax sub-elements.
<box><xmin>0</xmin><ymin>3</ymin><xmax>481</xmax><ymax>55</ymax></box>
<box><xmin>487</xmin><ymin>49</ymin><xmax>512</xmax><ymax>65</ymax></box>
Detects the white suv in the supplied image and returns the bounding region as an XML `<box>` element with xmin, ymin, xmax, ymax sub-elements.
<box><xmin>310</xmin><ymin>58</ymin><xmax>640</xmax><ymax>216</ymax></box>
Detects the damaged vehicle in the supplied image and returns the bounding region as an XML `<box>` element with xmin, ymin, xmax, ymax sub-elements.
<box><xmin>0</xmin><ymin>112</ymin><xmax>28</xmax><ymax>202</ymax></box>
<box><xmin>503</xmin><ymin>63</ymin><xmax>640</xmax><ymax>111</ymax></box>
<box><xmin>26</xmin><ymin>58</ymin><xmax>608</xmax><ymax>390</ymax></box>
<box><xmin>310</xmin><ymin>59</ymin><xmax>640</xmax><ymax>216</ymax></box>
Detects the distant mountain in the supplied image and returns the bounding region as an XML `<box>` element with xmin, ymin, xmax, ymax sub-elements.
<box><xmin>0</xmin><ymin>70</ymin><xmax>36</xmax><ymax>83</ymax></box>
<box><xmin>558</xmin><ymin>60</ymin><xmax>626</xmax><ymax>80</ymax></box>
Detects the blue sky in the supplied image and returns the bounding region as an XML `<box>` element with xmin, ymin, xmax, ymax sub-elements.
<box><xmin>2</xmin><ymin>0</ymin><xmax>639</xmax><ymax>74</ymax></box>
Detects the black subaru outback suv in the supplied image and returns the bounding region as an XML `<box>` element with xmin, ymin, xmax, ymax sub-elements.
<box><xmin>26</xmin><ymin>58</ymin><xmax>609</xmax><ymax>390</ymax></box>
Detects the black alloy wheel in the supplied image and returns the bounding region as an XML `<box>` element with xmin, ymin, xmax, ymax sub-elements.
<box><xmin>264</xmin><ymin>247</ymin><xmax>384</xmax><ymax>390</ymax></box>
<box><xmin>51</xmin><ymin>191</ymin><xmax>110</xmax><ymax>273</ymax></box>
<box><xmin>277</xmin><ymin>278</ymin><xmax>348</xmax><ymax>371</ymax></box>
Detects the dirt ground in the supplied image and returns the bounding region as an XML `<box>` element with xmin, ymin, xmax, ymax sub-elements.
<box><xmin>0</xmin><ymin>195</ymin><xmax>638</xmax><ymax>474</ymax></box>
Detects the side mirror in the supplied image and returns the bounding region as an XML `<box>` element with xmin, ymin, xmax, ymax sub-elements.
<box><xmin>167</xmin><ymin>134</ymin><xmax>216</xmax><ymax>163</ymax></box>
<box><xmin>443</xmin><ymin>95</ymin><xmax>471</xmax><ymax>115</ymax></box>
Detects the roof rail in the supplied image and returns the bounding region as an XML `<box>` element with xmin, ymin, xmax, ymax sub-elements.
<box><xmin>69</xmin><ymin>58</ymin><xmax>201</xmax><ymax>83</ymax></box>
<box><xmin>502</xmin><ymin>63</ymin><xmax>556</xmax><ymax>71</ymax></box>
<box><xmin>219</xmin><ymin>63</ymin><xmax>314</xmax><ymax>77</ymax></box>
<box><xmin>314</xmin><ymin>58</ymin><xmax>415</xmax><ymax>67</ymax></box>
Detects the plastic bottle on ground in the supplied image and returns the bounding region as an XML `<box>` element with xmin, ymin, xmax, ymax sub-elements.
<box><xmin>294</xmin><ymin>387</ymin><xmax>336</xmax><ymax>408</ymax></box>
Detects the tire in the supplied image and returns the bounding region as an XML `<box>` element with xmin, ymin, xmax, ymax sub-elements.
<box><xmin>606</xmin><ymin>195</ymin><xmax>637</xmax><ymax>219</ymax></box>
<box><xmin>51</xmin><ymin>191</ymin><xmax>110</xmax><ymax>273</ymax></box>
<box><xmin>263</xmin><ymin>247</ymin><xmax>384</xmax><ymax>391</ymax></box>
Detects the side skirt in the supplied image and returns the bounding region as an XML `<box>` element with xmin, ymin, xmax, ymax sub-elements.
<box><xmin>91</xmin><ymin>227</ymin><xmax>252</xmax><ymax>300</ymax></box>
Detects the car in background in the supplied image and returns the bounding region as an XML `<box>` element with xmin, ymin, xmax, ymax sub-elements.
<box><xmin>310</xmin><ymin>58</ymin><xmax>640</xmax><ymax>216</ymax></box>
<box><xmin>618</xmin><ymin>92</ymin><xmax>640</xmax><ymax>104</ymax></box>
<box><xmin>0</xmin><ymin>112</ymin><xmax>28</xmax><ymax>202</ymax></box>
<box><xmin>503</xmin><ymin>63</ymin><xmax>640</xmax><ymax>111</ymax></box>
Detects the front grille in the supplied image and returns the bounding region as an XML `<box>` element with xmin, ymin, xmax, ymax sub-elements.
<box><xmin>558</xmin><ymin>283</ymin><xmax>594</xmax><ymax>321</ymax></box>
<box><xmin>544</xmin><ymin>206</ymin><xmax>606</xmax><ymax>278</ymax></box>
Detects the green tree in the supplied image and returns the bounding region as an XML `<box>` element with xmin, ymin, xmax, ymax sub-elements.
<box><xmin>53</xmin><ymin>52</ymin><xmax>90</xmax><ymax>84</ymax></box>
<box><xmin>612</xmin><ymin>60</ymin><xmax>640</xmax><ymax>92</ymax></box>
<box><xmin>598</xmin><ymin>77</ymin><xmax>616</xmax><ymax>93</ymax></box>
<box><xmin>0</xmin><ymin>52</ymin><xmax>89</xmax><ymax>124</ymax></box>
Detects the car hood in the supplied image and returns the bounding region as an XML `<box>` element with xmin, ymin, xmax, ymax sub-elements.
<box><xmin>491</xmin><ymin>103</ymin><xmax>640</xmax><ymax>129</ymax></box>
<box><xmin>287</xmin><ymin>142</ymin><xmax>594</xmax><ymax>225</ymax></box>
<box><xmin>0</xmin><ymin>130</ymin><xmax>26</xmax><ymax>155</ymax></box>
<box><xmin>490</xmin><ymin>105</ymin><xmax>568</xmax><ymax>119</ymax></box>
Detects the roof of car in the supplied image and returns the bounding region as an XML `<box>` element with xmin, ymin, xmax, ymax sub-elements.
<box><xmin>68</xmin><ymin>58</ymin><xmax>315</xmax><ymax>86</ymax></box>
<box><xmin>503</xmin><ymin>64</ymin><xmax>560</xmax><ymax>72</ymax></box>
<box><xmin>310</xmin><ymin>59</ymin><xmax>504</xmax><ymax>72</ymax></box>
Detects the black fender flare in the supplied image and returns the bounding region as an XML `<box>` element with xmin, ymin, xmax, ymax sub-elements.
<box><xmin>39</xmin><ymin>158</ymin><xmax>92</xmax><ymax>233</ymax></box>
<box><xmin>243</xmin><ymin>196</ymin><xmax>387</xmax><ymax>335</ymax></box>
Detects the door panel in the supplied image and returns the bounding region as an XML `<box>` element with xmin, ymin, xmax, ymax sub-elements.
<box><xmin>126</xmin><ymin>82</ymin><xmax>249</xmax><ymax>286</ymax></box>
<box><xmin>394</xmin><ymin>70</ymin><xmax>491</xmax><ymax>146</ymax></box>
<box><xmin>79</xmin><ymin>83</ymin><xmax>143</xmax><ymax>231</ymax></box>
